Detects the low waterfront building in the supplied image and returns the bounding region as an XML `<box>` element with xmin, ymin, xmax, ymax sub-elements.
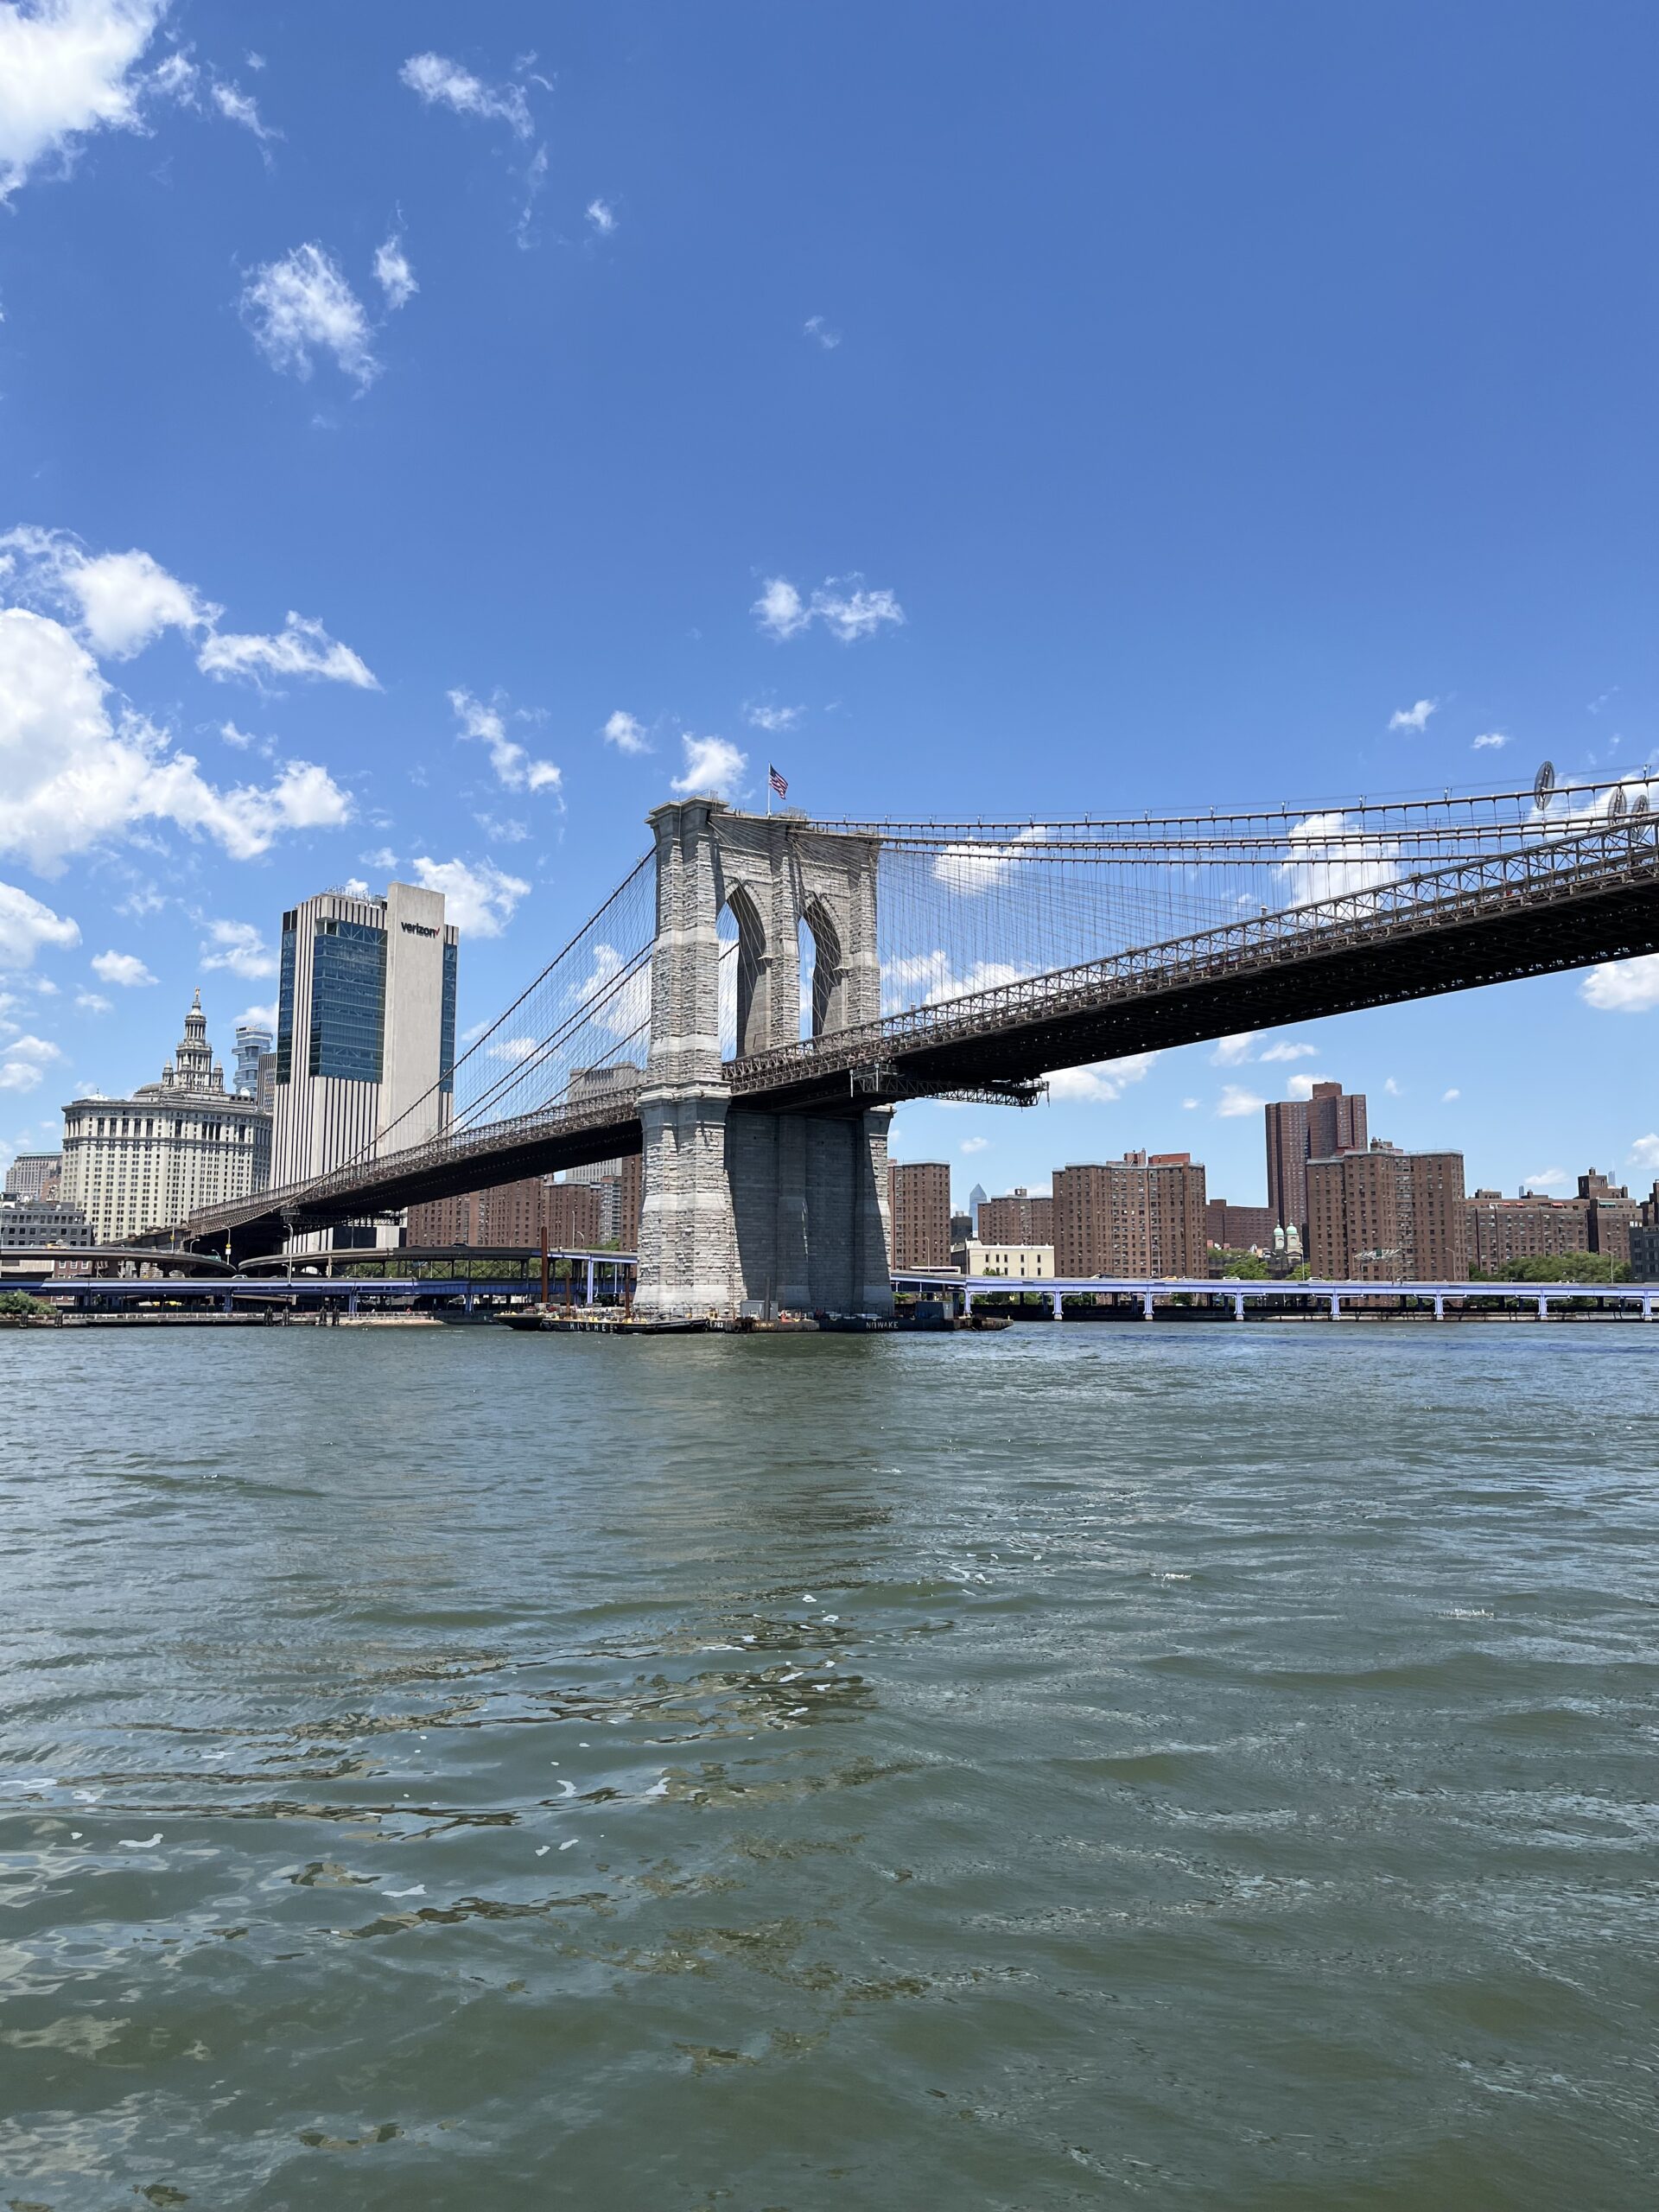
<box><xmin>888</xmin><ymin>1161</ymin><xmax>953</xmax><ymax>1269</ymax></box>
<box><xmin>0</xmin><ymin>1193</ymin><xmax>92</xmax><ymax>1274</ymax></box>
<box><xmin>60</xmin><ymin>993</ymin><xmax>271</xmax><ymax>1243</ymax></box>
<box><xmin>1053</xmin><ymin>1151</ymin><xmax>1207</xmax><ymax>1277</ymax></box>
<box><xmin>950</xmin><ymin>1238</ymin><xmax>1054</xmax><ymax>1281</ymax></box>
<box><xmin>3</xmin><ymin>1152</ymin><xmax>61</xmax><ymax>1199</ymax></box>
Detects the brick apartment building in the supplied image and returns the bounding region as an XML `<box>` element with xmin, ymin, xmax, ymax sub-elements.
<box><xmin>888</xmin><ymin>1160</ymin><xmax>953</xmax><ymax>1269</ymax></box>
<box><xmin>1266</xmin><ymin>1081</ymin><xmax>1368</xmax><ymax>1233</ymax></box>
<box><xmin>407</xmin><ymin>1176</ymin><xmax>606</xmax><ymax>1249</ymax></box>
<box><xmin>1053</xmin><ymin>1151</ymin><xmax>1207</xmax><ymax>1277</ymax></box>
<box><xmin>976</xmin><ymin>1187</ymin><xmax>1054</xmax><ymax>1246</ymax></box>
<box><xmin>1205</xmin><ymin>1198</ymin><xmax>1276</xmax><ymax>1252</ymax></box>
<box><xmin>1306</xmin><ymin>1143</ymin><xmax>1466</xmax><ymax>1281</ymax></box>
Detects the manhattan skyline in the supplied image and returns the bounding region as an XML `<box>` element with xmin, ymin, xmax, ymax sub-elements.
<box><xmin>3</xmin><ymin>3</ymin><xmax>1657</xmax><ymax>1211</ymax></box>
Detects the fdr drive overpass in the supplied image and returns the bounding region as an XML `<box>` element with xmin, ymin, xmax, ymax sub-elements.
<box><xmin>164</xmin><ymin>769</ymin><xmax>1659</xmax><ymax>1314</ymax></box>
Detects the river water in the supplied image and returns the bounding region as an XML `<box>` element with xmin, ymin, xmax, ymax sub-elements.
<box><xmin>3</xmin><ymin>1322</ymin><xmax>1656</xmax><ymax>2209</ymax></box>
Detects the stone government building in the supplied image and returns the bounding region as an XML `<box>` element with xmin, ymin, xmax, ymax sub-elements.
<box><xmin>60</xmin><ymin>993</ymin><xmax>271</xmax><ymax>1245</ymax></box>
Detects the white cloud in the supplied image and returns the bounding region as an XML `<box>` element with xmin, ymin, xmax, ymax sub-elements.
<box><xmin>0</xmin><ymin>1033</ymin><xmax>61</xmax><ymax>1092</ymax></box>
<box><xmin>240</xmin><ymin>244</ymin><xmax>379</xmax><ymax>387</ymax></box>
<box><xmin>882</xmin><ymin>951</ymin><xmax>1026</xmax><ymax>1014</ymax></box>
<box><xmin>200</xmin><ymin>919</ymin><xmax>275</xmax><ymax>979</ymax></box>
<box><xmin>1210</xmin><ymin>1033</ymin><xmax>1254</xmax><ymax>1066</ymax></box>
<box><xmin>1442</xmin><ymin>1087</ymin><xmax>1460</xmax><ymax>1102</ymax></box>
<box><xmin>585</xmin><ymin>197</ymin><xmax>615</xmax><ymax>234</ymax></box>
<box><xmin>1627</xmin><ymin>1135</ymin><xmax>1659</xmax><ymax>1173</ymax></box>
<box><xmin>1388</xmin><ymin>698</ymin><xmax>1437</xmax><ymax>734</ymax></box>
<box><xmin>1217</xmin><ymin>1084</ymin><xmax>1267</xmax><ymax>1117</ymax></box>
<box><xmin>804</xmin><ymin>315</ymin><xmax>841</xmax><ymax>350</ymax></box>
<box><xmin>398</xmin><ymin>52</ymin><xmax>532</xmax><ymax>137</ymax></box>
<box><xmin>1472</xmin><ymin>731</ymin><xmax>1508</xmax><ymax>751</ymax></box>
<box><xmin>91</xmin><ymin>948</ymin><xmax>154</xmax><ymax>987</ymax></box>
<box><xmin>0</xmin><ymin>608</ymin><xmax>355</xmax><ymax>870</ymax></box>
<box><xmin>232</xmin><ymin>999</ymin><xmax>275</xmax><ymax>1032</ymax></box>
<box><xmin>197</xmin><ymin>611</ymin><xmax>377</xmax><ymax>690</ymax></box>
<box><xmin>75</xmin><ymin>988</ymin><xmax>111</xmax><ymax>1012</ymax></box>
<box><xmin>1580</xmin><ymin>956</ymin><xmax>1659</xmax><ymax>1013</ymax></box>
<box><xmin>0</xmin><ymin>0</ymin><xmax>175</xmax><ymax>202</ymax></box>
<box><xmin>752</xmin><ymin>574</ymin><xmax>905</xmax><ymax>644</ymax></box>
<box><xmin>0</xmin><ymin>880</ymin><xmax>79</xmax><ymax>968</ymax></box>
<box><xmin>672</xmin><ymin>734</ymin><xmax>747</xmax><ymax>800</ymax></box>
<box><xmin>576</xmin><ymin>942</ymin><xmax>651</xmax><ymax>1042</ymax></box>
<box><xmin>753</xmin><ymin>577</ymin><xmax>809</xmax><ymax>639</ymax></box>
<box><xmin>0</xmin><ymin>525</ymin><xmax>219</xmax><ymax>658</ymax></box>
<box><xmin>1258</xmin><ymin>1039</ymin><xmax>1317</xmax><ymax>1063</ymax></box>
<box><xmin>1044</xmin><ymin>1052</ymin><xmax>1158</xmax><ymax>1103</ymax></box>
<box><xmin>211</xmin><ymin>79</ymin><xmax>277</xmax><ymax>149</ymax></box>
<box><xmin>602</xmin><ymin>709</ymin><xmax>650</xmax><ymax>756</ymax></box>
<box><xmin>1181</xmin><ymin>1096</ymin><xmax>1198</xmax><ymax>1110</ymax></box>
<box><xmin>1524</xmin><ymin>1166</ymin><xmax>1568</xmax><ymax>1190</ymax></box>
<box><xmin>745</xmin><ymin>702</ymin><xmax>800</xmax><ymax>734</ymax></box>
<box><xmin>930</xmin><ymin>826</ymin><xmax>1047</xmax><ymax>898</ymax></box>
<box><xmin>474</xmin><ymin>812</ymin><xmax>529</xmax><ymax>843</ymax></box>
<box><xmin>960</xmin><ymin>1136</ymin><xmax>989</xmax><ymax>1154</ymax></box>
<box><xmin>449</xmin><ymin>687</ymin><xmax>560</xmax><ymax>793</ymax></box>
<box><xmin>410</xmin><ymin>855</ymin><xmax>528</xmax><ymax>938</ymax></box>
<box><xmin>1287</xmin><ymin>1072</ymin><xmax>1332</xmax><ymax>1101</ymax></box>
<box><xmin>489</xmin><ymin>1035</ymin><xmax>540</xmax><ymax>1064</ymax></box>
<box><xmin>372</xmin><ymin>233</ymin><xmax>417</xmax><ymax>311</ymax></box>
<box><xmin>1278</xmin><ymin>810</ymin><xmax>1398</xmax><ymax>906</ymax></box>
<box><xmin>1383</xmin><ymin>1076</ymin><xmax>1402</xmax><ymax>1096</ymax></box>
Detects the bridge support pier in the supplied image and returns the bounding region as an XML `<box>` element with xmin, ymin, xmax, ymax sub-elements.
<box><xmin>633</xmin><ymin>799</ymin><xmax>894</xmax><ymax>1321</ymax></box>
<box><xmin>1233</xmin><ymin>1293</ymin><xmax>1244</xmax><ymax>1321</ymax></box>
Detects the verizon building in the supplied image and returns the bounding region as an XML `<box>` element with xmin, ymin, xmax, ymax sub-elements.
<box><xmin>271</xmin><ymin>883</ymin><xmax>459</xmax><ymax>1214</ymax></box>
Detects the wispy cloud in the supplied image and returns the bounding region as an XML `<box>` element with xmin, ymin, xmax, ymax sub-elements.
<box><xmin>91</xmin><ymin>949</ymin><xmax>156</xmax><ymax>988</ymax></box>
<box><xmin>1471</xmin><ymin>731</ymin><xmax>1508</xmax><ymax>750</ymax></box>
<box><xmin>0</xmin><ymin>0</ymin><xmax>178</xmax><ymax>203</ymax></box>
<box><xmin>1045</xmin><ymin>1052</ymin><xmax>1158</xmax><ymax>1103</ymax></box>
<box><xmin>804</xmin><ymin>315</ymin><xmax>841</xmax><ymax>350</ymax></box>
<box><xmin>398</xmin><ymin>53</ymin><xmax>532</xmax><ymax>137</ymax></box>
<box><xmin>753</xmin><ymin>574</ymin><xmax>905</xmax><ymax>644</ymax></box>
<box><xmin>449</xmin><ymin>688</ymin><xmax>560</xmax><ymax>793</ymax></box>
<box><xmin>585</xmin><ymin>197</ymin><xmax>616</xmax><ymax>234</ymax></box>
<box><xmin>200</xmin><ymin>920</ymin><xmax>276</xmax><ymax>980</ymax></box>
<box><xmin>240</xmin><ymin>244</ymin><xmax>379</xmax><ymax>388</ymax></box>
<box><xmin>1388</xmin><ymin>697</ymin><xmax>1437</xmax><ymax>734</ymax></box>
<box><xmin>1581</xmin><ymin>954</ymin><xmax>1659</xmax><ymax>1012</ymax></box>
<box><xmin>1216</xmin><ymin>1084</ymin><xmax>1267</xmax><ymax>1116</ymax></box>
<box><xmin>373</xmin><ymin>233</ymin><xmax>417</xmax><ymax>311</ymax></box>
<box><xmin>745</xmin><ymin>702</ymin><xmax>801</xmax><ymax>734</ymax></box>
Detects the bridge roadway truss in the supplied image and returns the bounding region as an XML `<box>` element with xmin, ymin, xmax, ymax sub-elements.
<box><xmin>165</xmin><ymin>780</ymin><xmax>1659</xmax><ymax>1309</ymax></box>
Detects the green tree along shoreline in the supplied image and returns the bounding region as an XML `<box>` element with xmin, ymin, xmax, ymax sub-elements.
<box><xmin>1471</xmin><ymin>1254</ymin><xmax>1634</xmax><ymax>1284</ymax></box>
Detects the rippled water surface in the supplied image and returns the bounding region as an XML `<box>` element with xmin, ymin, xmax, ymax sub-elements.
<box><xmin>3</xmin><ymin>1322</ymin><xmax>1657</xmax><ymax>2209</ymax></box>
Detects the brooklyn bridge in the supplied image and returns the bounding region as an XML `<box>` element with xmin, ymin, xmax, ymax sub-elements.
<box><xmin>162</xmin><ymin>769</ymin><xmax>1659</xmax><ymax>1315</ymax></box>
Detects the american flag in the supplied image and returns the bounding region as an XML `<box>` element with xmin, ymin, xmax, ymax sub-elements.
<box><xmin>768</xmin><ymin>764</ymin><xmax>789</xmax><ymax>800</ymax></box>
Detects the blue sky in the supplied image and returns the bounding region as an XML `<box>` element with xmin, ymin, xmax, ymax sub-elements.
<box><xmin>2</xmin><ymin>1</ymin><xmax>1657</xmax><ymax>1210</ymax></box>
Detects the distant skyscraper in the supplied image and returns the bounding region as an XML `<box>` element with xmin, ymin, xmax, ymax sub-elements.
<box><xmin>233</xmin><ymin>1023</ymin><xmax>272</xmax><ymax>1097</ymax></box>
<box><xmin>271</xmin><ymin>882</ymin><xmax>458</xmax><ymax>1246</ymax></box>
<box><xmin>1266</xmin><ymin>1082</ymin><xmax>1367</xmax><ymax>1233</ymax></box>
<box><xmin>1264</xmin><ymin>1100</ymin><xmax>1310</xmax><ymax>1232</ymax></box>
<box><xmin>3</xmin><ymin>1153</ymin><xmax>61</xmax><ymax>1200</ymax></box>
<box><xmin>968</xmin><ymin>1181</ymin><xmax>988</xmax><ymax>1234</ymax></box>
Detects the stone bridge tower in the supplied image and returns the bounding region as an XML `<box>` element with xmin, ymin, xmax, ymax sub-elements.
<box><xmin>633</xmin><ymin>800</ymin><xmax>894</xmax><ymax>1320</ymax></box>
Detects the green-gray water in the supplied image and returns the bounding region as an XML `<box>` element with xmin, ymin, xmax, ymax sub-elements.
<box><xmin>3</xmin><ymin>1324</ymin><xmax>1656</xmax><ymax>2209</ymax></box>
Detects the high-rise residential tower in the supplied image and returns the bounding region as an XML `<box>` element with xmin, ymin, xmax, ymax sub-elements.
<box><xmin>1306</xmin><ymin>1143</ymin><xmax>1466</xmax><ymax>1281</ymax></box>
<box><xmin>270</xmin><ymin>883</ymin><xmax>458</xmax><ymax>1230</ymax></box>
<box><xmin>1053</xmin><ymin>1151</ymin><xmax>1207</xmax><ymax>1277</ymax></box>
<box><xmin>1266</xmin><ymin>1081</ymin><xmax>1368</xmax><ymax>1234</ymax></box>
<box><xmin>888</xmin><ymin>1161</ymin><xmax>953</xmax><ymax>1268</ymax></box>
<box><xmin>232</xmin><ymin>1023</ymin><xmax>272</xmax><ymax>1097</ymax></box>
